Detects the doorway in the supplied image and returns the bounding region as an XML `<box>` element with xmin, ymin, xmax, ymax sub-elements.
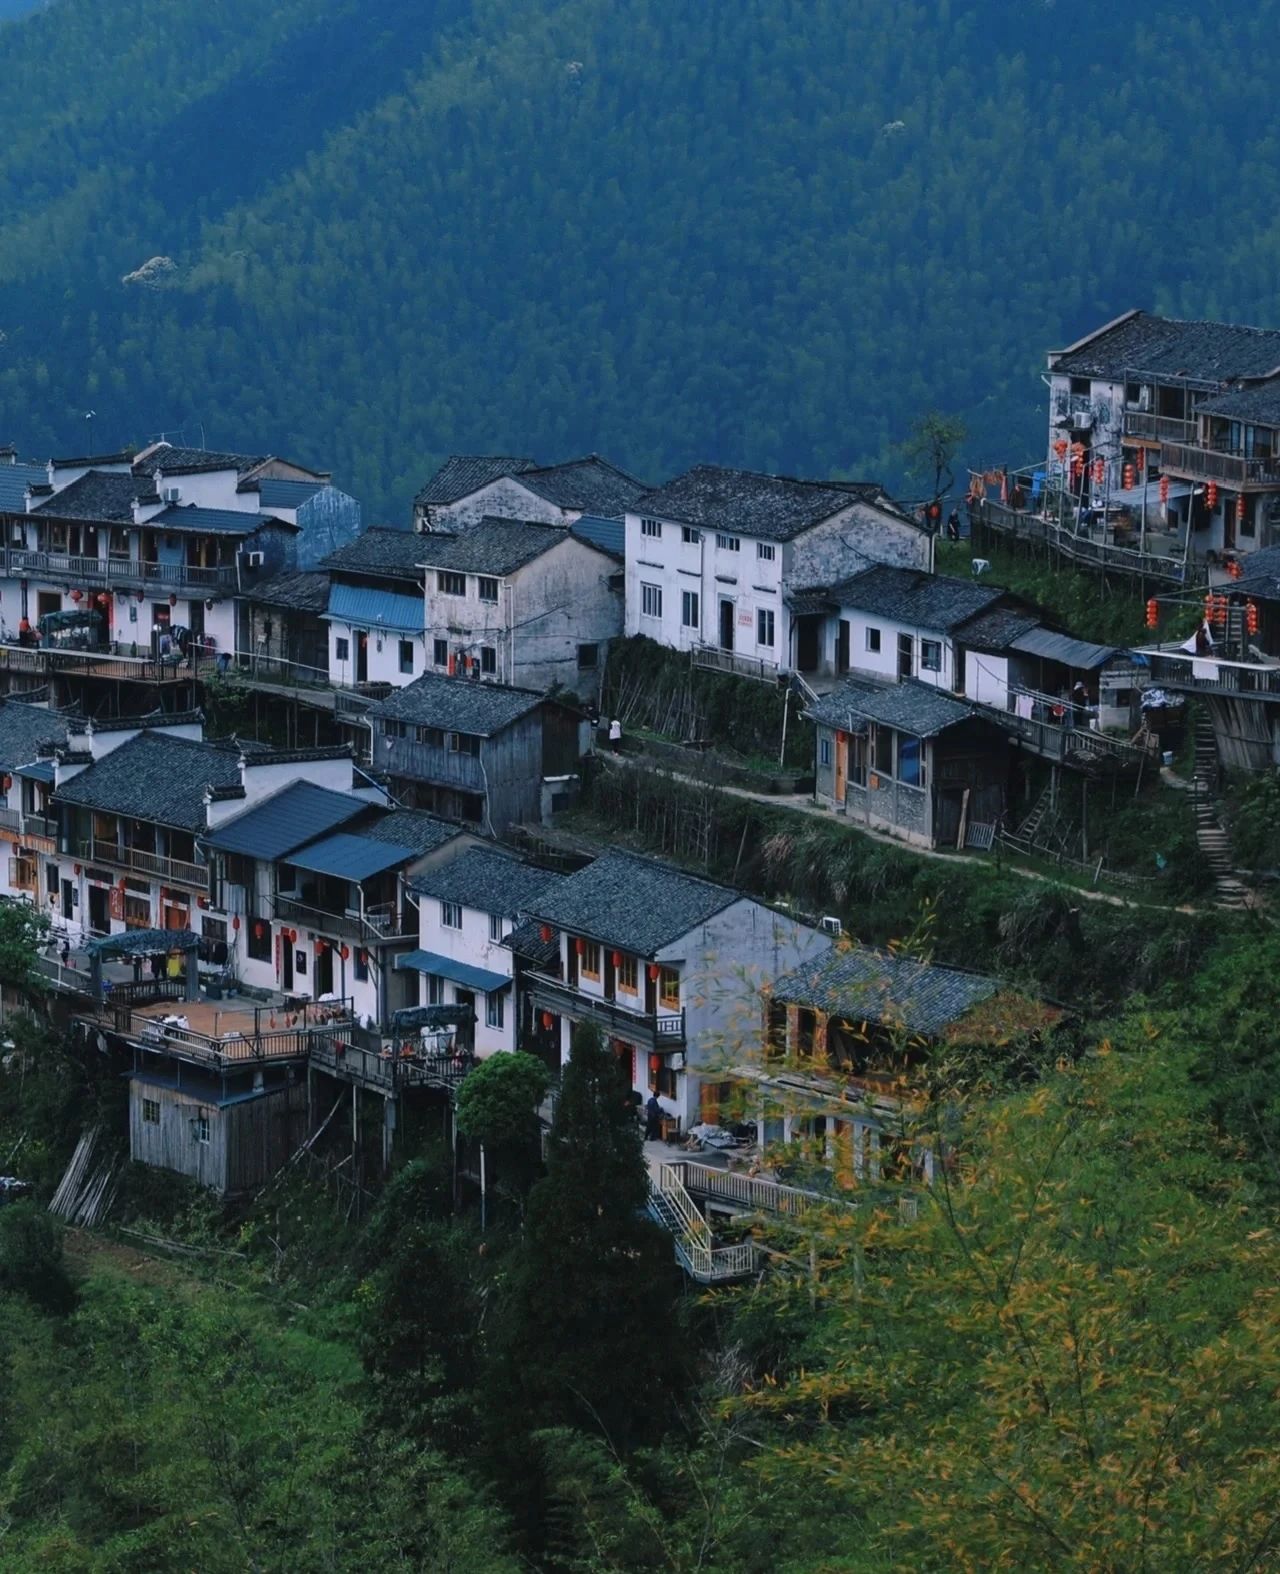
<box><xmin>834</xmin><ymin>730</ymin><xmax>847</xmax><ymax>801</ymax></box>
<box><xmin>719</xmin><ymin>599</ymin><xmax>735</xmax><ymax>652</ymax></box>
<box><xmin>795</xmin><ymin>615</ymin><xmax>821</xmax><ymax>672</ymax></box>
<box><xmin>314</xmin><ymin>943</ymin><xmax>334</xmax><ymax>998</ymax></box>
<box><xmin>455</xmin><ymin>989</ymin><xmax>475</xmax><ymax>1052</ymax></box>
<box><xmin>837</xmin><ymin>619</ymin><xmax>850</xmax><ymax>674</ymax></box>
<box><xmin>897</xmin><ymin>632</ymin><xmax>914</xmax><ymax>680</ymax></box>
<box><xmin>603</xmin><ymin>948</ymin><xmax>616</xmax><ymax>1001</ymax></box>
<box><xmin>87</xmin><ymin>884</ymin><xmax>108</xmax><ymax>936</ymax></box>
<box><xmin>953</xmin><ymin>644</ymin><xmax>966</xmax><ymax>695</ymax></box>
<box><xmin>282</xmin><ymin>939</ymin><xmax>294</xmax><ymax>992</ymax></box>
<box><xmin>60</xmin><ymin>879</ymin><xmax>74</xmax><ymax>923</ymax></box>
<box><xmin>356</xmin><ymin>633</ymin><xmax>369</xmax><ymax>683</ymax></box>
<box><xmin>36</xmin><ymin>591</ymin><xmax>61</xmax><ymax>621</ymax></box>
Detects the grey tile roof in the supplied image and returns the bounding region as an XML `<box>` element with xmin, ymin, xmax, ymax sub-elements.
<box><xmin>1052</xmin><ymin>311</ymin><xmax>1280</xmax><ymax>383</ymax></box>
<box><xmin>571</xmin><ymin>514</ymin><xmax>625</xmax><ymax>560</ymax></box>
<box><xmin>370</xmin><ymin>673</ymin><xmax>546</xmax><ymax>736</ymax></box>
<box><xmin>245</xmin><ymin>570</ymin><xmax>331</xmax><ymax>614</ymax></box>
<box><xmin>503</xmin><ymin>915</ymin><xmax>561</xmax><ymax>968</ymax></box>
<box><xmin>528</xmin><ymin>848</ymin><xmax>738</xmax><ymax>956</ymax></box>
<box><xmin>321</xmin><ymin>526</ymin><xmax>424</xmax><ymax>583</ymax></box>
<box><xmin>409</xmin><ymin>848</ymin><xmax>562</xmax><ymax>916</ymax></box>
<box><xmin>829</xmin><ymin>565</ymin><xmax>1004</xmax><ymax>633</ymax></box>
<box><xmin>254</xmin><ymin>478</ymin><xmax>325</xmax><ymax>509</ymax></box>
<box><xmin>32</xmin><ymin>470</ymin><xmax>140</xmax><ymax>522</ymax></box>
<box><xmin>150</xmin><ymin>504</ymin><xmax>270</xmax><ymax>535</ymax></box>
<box><xmin>0</xmin><ymin>462</ymin><xmax>46</xmax><ymax>512</ymax></box>
<box><xmin>414</xmin><ymin>454</ymin><xmax>538</xmax><ymax>507</ymax></box>
<box><xmin>205</xmin><ymin>781</ymin><xmax>368</xmax><ymax>859</ymax></box>
<box><xmin>807</xmin><ymin>679</ymin><xmax>977</xmax><ymax>738</ymax></box>
<box><xmin>634</xmin><ymin>465</ymin><xmax>884</xmax><ymax>543</ymax></box>
<box><xmin>772</xmin><ymin>945</ymin><xmax>998</xmax><ymax>1037</ymax></box>
<box><xmin>53</xmin><ymin>730</ymin><xmax>245</xmax><ymax>831</ymax></box>
<box><xmin>519</xmin><ymin>456</ymin><xmax>649</xmax><ymax>516</ymax></box>
<box><xmin>1230</xmin><ymin>545</ymin><xmax>1280</xmax><ymax>600</ymax></box>
<box><xmin>354</xmin><ymin>806</ymin><xmax>462</xmax><ymax>857</ymax></box>
<box><xmin>0</xmin><ymin>700</ymin><xmax>69</xmax><ymax>773</ymax></box>
<box><xmin>955</xmin><ymin>606</ymin><xmax>1042</xmax><ymax>652</ymax></box>
<box><xmin>134</xmin><ymin>444</ymin><xmax>268</xmax><ymax>477</ymax></box>
<box><xmin>417</xmin><ymin>517</ymin><xmax>566</xmax><ymax>576</ymax></box>
<box><xmin>1195</xmin><ymin>379</ymin><xmax>1280</xmax><ymax>427</ymax></box>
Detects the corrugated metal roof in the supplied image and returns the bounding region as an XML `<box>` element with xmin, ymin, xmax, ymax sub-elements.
<box><xmin>324</xmin><ymin>581</ymin><xmax>422</xmax><ymax>633</ymax></box>
<box><xmin>571</xmin><ymin>514</ymin><xmax>625</xmax><ymax>559</ymax></box>
<box><xmin>14</xmin><ymin>760</ymin><xmax>54</xmax><ymax>783</ymax></box>
<box><xmin>1009</xmin><ymin>628</ymin><xmax>1119</xmax><ymax>671</ymax></box>
<box><xmin>286</xmin><ymin>831</ymin><xmax>418</xmax><ymax>881</ymax></box>
<box><xmin>151</xmin><ymin>504</ymin><xmax>270</xmax><ymax>535</ymax></box>
<box><xmin>394</xmin><ymin>950</ymin><xmax>511</xmax><ymax>993</ymax></box>
<box><xmin>256</xmin><ymin>478</ymin><xmax>324</xmax><ymax>509</ymax></box>
<box><xmin>0</xmin><ymin>462</ymin><xmax>46</xmax><ymax>512</ymax></box>
<box><xmin>205</xmin><ymin>782</ymin><xmax>366</xmax><ymax>860</ymax></box>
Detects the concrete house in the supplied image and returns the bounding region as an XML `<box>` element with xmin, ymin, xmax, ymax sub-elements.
<box><xmin>320</xmin><ymin>528</ymin><xmax>425</xmax><ymax>690</ymax></box>
<box><xmin>808</xmin><ymin>681</ymin><xmax>1009</xmax><ymax>849</ymax></box>
<box><xmin>622</xmin><ymin>465</ymin><xmax>929</xmax><ymax>679</ymax></box>
<box><xmin>417</xmin><ymin>515</ymin><xmax>622</xmax><ymax>699</ymax></box>
<box><xmin>404</xmin><ymin>849</ymin><xmax>564</xmax><ymax>1059</ymax></box>
<box><xmin>414</xmin><ymin>453</ymin><xmax>648</xmax><ymax>534</ymax></box>
<box><xmin>521</xmin><ymin>848</ymin><xmax>832</xmax><ymax>1131</ymax></box>
<box><xmin>366</xmin><ymin>673</ymin><xmax>584</xmax><ymax>832</ymax></box>
<box><xmin>0</xmin><ymin>698</ymin><xmax>78</xmax><ymax>906</ymax></box>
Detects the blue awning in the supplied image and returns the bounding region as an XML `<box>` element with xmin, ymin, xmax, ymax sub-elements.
<box><xmin>14</xmin><ymin>760</ymin><xmax>54</xmax><ymax>783</ymax></box>
<box><xmin>324</xmin><ymin>581</ymin><xmax>422</xmax><ymax>633</ymax></box>
<box><xmin>286</xmin><ymin>832</ymin><xmax>417</xmax><ymax>881</ymax></box>
<box><xmin>395</xmin><ymin>949</ymin><xmax>510</xmax><ymax>993</ymax></box>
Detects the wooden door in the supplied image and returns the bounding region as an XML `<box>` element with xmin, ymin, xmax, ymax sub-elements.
<box><xmin>834</xmin><ymin>730</ymin><xmax>847</xmax><ymax>801</ymax></box>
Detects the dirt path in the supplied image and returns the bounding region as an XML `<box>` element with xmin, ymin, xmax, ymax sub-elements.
<box><xmin>62</xmin><ymin>1226</ymin><xmax>180</xmax><ymax>1286</ymax></box>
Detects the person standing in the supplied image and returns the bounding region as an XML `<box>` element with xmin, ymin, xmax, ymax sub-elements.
<box><xmin>645</xmin><ymin>1093</ymin><xmax>663</xmax><ymax>1141</ymax></box>
<box><xmin>609</xmin><ymin>717</ymin><xmax>622</xmax><ymax>754</ymax></box>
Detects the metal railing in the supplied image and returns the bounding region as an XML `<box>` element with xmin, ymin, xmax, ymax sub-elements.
<box><xmin>526</xmin><ymin>970</ymin><xmax>686</xmax><ymax>1045</ymax></box>
<box><xmin>1141</xmin><ymin>647</ymin><xmax>1280</xmax><ymax>698</ymax></box>
<box><xmin>21</xmin><ymin>814</ymin><xmax>56</xmax><ymax>843</ymax></box>
<box><xmin>691</xmin><ymin>644</ymin><xmax>783</xmax><ymax>684</ymax></box>
<box><xmin>107</xmin><ymin>997</ymin><xmax>354</xmax><ymax>1070</ymax></box>
<box><xmin>0</xmin><ymin>641</ymin><xmax>206</xmax><ymax>685</ymax></box>
<box><xmin>650</xmin><ymin>1164</ymin><xmax>758</xmax><ymax>1282</ymax></box>
<box><xmin>76</xmin><ymin>838</ymin><xmax>207</xmax><ymax>889</ymax></box>
<box><xmin>6</xmin><ymin>548</ymin><xmax>238</xmax><ymax>592</ymax></box>
<box><xmin>974</xmin><ymin>695</ymin><xmax>1155</xmax><ymax>770</ymax></box>
<box><xmin>1122</xmin><ymin>411</ymin><xmax>1197</xmax><ymax>444</ymax></box>
<box><xmin>272</xmin><ymin>891</ymin><xmax>411</xmax><ymax>943</ymax></box>
<box><xmin>975</xmin><ymin>498</ymin><xmax>1194</xmax><ymax>584</ymax></box>
<box><xmin>0</xmin><ymin>806</ymin><xmax>22</xmax><ymax>832</ymax></box>
<box><xmin>1159</xmin><ymin>442</ymin><xmax>1280</xmax><ymax>487</ymax></box>
<box><xmin>672</xmin><ymin>1160</ymin><xmax>850</xmax><ymax>1218</ymax></box>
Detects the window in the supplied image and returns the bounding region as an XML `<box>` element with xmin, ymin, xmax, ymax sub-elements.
<box><xmin>433</xmin><ymin>638</ymin><xmax>448</xmax><ymax>667</ymax></box>
<box><xmin>382</xmin><ymin>718</ymin><xmax>406</xmax><ymax>740</ymax></box>
<box><xmin>489</xmin><ymin>913</ymin><xmax>504</xmax><ymax>943</ymax></box>
<box><xmin>865</xmin><ymin>627</ymin><xmax>881</xmax><ymax>653</ymax></box>
<box><xmin>757</xmin><ymin>542</ymin><xmax>776</xmax><ymax>561</ymax></box>
<box><xmin>757</xmin><ymin>608</ymin><xmax>775</xmax><ymax>647</ymax></box>
<box><xmin>247</xmin><ymin>917</ymin><xmax>271</xmax><ymax>962</ymax></box>
<box><xmin>641</xmin><ymin>517</ymin><xmax>663</xmax><ymax>539</ymax></box>
<box><xmin>426</xmin><ymin>974</ymin><xmax>442</xmax><ymax>1006</ymax></box>
<box><xmin>335</xmin><ymin>636</ymin><xmax>350</xmax><ymax>662</ymax></box>
<box><xmin>715</xmin><ymin>533</ymin><xmax>740</xmax><ymax>552</ymax></box>
<box><xmin>441</xmin><ymin>900</ymin><xmax>462</xmax><ymax>930</ymax></box>
<box><xmin>897</xmin><ymin>734</ymin><xmax>924</xmax><ymax>789</ymax></box>
<box><xmin>399</xmin><ymin>639</ymin><xmax>414</xmax><ymax>674</ymax></box>
<box><xmin>477</xmin><ymin>576</ymin><xmax>499</xmax><ymax>603</ymax></box>
<box><xmin>820</xmin><ymin>738</ymin><xmax>831</xmax><ymax>766</ymax></box>
<box><xmin>1070</xmin><ymin>376</ymin><xmax>1090</xmax><ymax>396</ymax></box>
<box><xmin>921</xmin><ymin>639</ymin><xmax>942</xmax><ymax>672</ymax></box>
<box><xmin>681</xmin><ymin>526</ymin><xmax>700</xmax><ymax>544</ymax></box>
<box><xmin>142</xmin><ymin>1098</ymin><xmax>160</xmax><ymax>1125</ymax></box>
<box><xmin>354</xmin><ymin>947</ymin><xmax>369</xmax><ymax>982</ymax></box>
<box><xmin>681</xmin><ymin>590</ymin><xmax>700</xmax><ymax>628</ymax></box>
<box><xmin>871</xmin><ymin>723</ymin><xmax>892</xmax><ymax>773</ymax></box>
<box><xmin>45</xmin><ymin>862</ymin><xmax>58</xmax><ymax>896</ymax></box>
<box><xmin>648</xmin><ymin>1058</ymin><xmax>679</xmax><ymax>1097</ymax></box>
<box><xmin>480</xmin><ymin>645</ymin><xmax>496</xmax><ymax>674</ymax></box>
<box><xmin>618</xmin><ymin>954</ymin><xmax>637</xmax><ymax>993</ymax></box>
<box><xmin>641</xmin><ymin>583</ymin><xmax>663</xmax><ymax>619</ymax></box>
<box><xmin>202</xmin><ymin>916</ymin><xmax>227</xmax><ymax>948</ymax></box>
<box><xmin>438</xmin><ymin>570</ymin><xmax>467</xmax><ymax>596</ymax></box>
<box><xmin>581</xmin><ymin>941</ymin><xmax>601</xmax><ymax>980</ymax></box>
<box><xmin>295</xmin><ymin>949</ymin><xmax>307</xmax><ymax>977</ymax></box>
<box><xmin>417</xmin><ymin>724</ymin><xmax>444</xmax><ymax>746</ymax></box>
<box><xmin>577</xmin><ymin>642</ymin><xmax>599</xmax><ymax>669</ymax></box>
<box><xmin>192</xmin><ymin>1112</ymin><xmax>210</xmax><ymax>1145</ymax></box>
<box><xmin>485</xmin><ymin>991</ymin><xmax>505</xmax><ymax>1030</ymax></box>
<box><xmin>448</xmin><ymin>732</ymin><xmax>481</xmax><ymax>756</ymax></box>
<box><xmin>659</xmin><ymin>967</ymin><xmax>680</xmax><ymax>1009</ymax></box>
<box><xmin>123</xmin><ymin>893</ymin><xmax>151</xmax><ymax>928</ymax></box>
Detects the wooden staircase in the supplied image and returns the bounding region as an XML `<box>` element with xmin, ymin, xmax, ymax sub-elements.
<box><xmin>1190</xmin><ymin>713</ymin><xmax>1251</xmax><ymax>911</ymax></box>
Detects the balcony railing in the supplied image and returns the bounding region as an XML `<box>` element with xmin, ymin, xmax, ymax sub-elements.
<box><xmin>691</xmin><ymin>644</ymin><xmax>783</xmax><ymax>684</ymax></box>
<box><xmin>102</xmin><ymin>998</ymin><xmax>354</xmax><ymax>1071</ymax></box>
<box><xmin>21</xmin><ymin>814</ymin><xmax>56</xmax><ymax>845</ymax></box>
<box><xmin>975</xmin><ymin>498</ymin><xmax>1195</xmax><ymax>585</ymax></box>
<box><xmin>0</xmin><ymin>806</ymin><xmax>21</xmax><ymax>833</ymax></box>
<box><xmin>1140</xmin><ymin>647</ymin><xmax>1280</xmax><ymax>699</ymax></box>
<box><xmin>1122</xmin><ymin>411</ymin><xmax>1198</xmax><ymax>445</ymax></box>
<box><xmin>1158</xmin><ymin>442</ymin><xmax>1280</xmax><ymax>488</ymax></box>
<box><xmin>525</xmin><ymin>970</ymin><xmax>686</xmax><ymax>1046</ymax></box>
<box><xmin>76</xmin><ymin>838</ymin><xmax>207</xmax><ymax>889</ymax></box>
<box><xmin>272</xmin><ymin>891</ymin><xmax>413</xmax><ymax>943</ymax></box>
<box><xmin>0</xmin><ymin>642</ymin><xmax>209</xmax><ymax>685</ymax></box>
<box><xmin>6</xmin><ymin>548</ymin><xmax>238</xmax><ymax>593</ymax></box>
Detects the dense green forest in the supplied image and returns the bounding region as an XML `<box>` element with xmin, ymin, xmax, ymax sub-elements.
<box><xmin>5</xmin><ymin>0</ymin><xmax>1280</xmax><ymax>515</ymax></box>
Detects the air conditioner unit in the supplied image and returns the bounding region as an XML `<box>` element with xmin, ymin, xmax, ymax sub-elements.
<box><xmin>669</xmin><ymin>1052</ymin><xmax>685</xmax><ymax>1071</ymax></box>
<box><xmin>1070</xmin><ymin>411</ymin><xmax>1093</xmax><ymax>430</ymax></box>
<box><xmin>1136</xmin><ymin>384</ymin><xmax>1151</xmax><ymax>410</ymax></box>
<box><xmin>245</xmin><ymin>551</ymin><xmax>264</xmax><ymax>569</ymax></box>
<box><xmin>164</xmin><ymin>486</ymin><xmax>182</xmax><ymax>504</ymax></box>
<box><xmin>820</xmin><ymin>915</ymin><xmax>842</xmax><ymax>935</ymax></box>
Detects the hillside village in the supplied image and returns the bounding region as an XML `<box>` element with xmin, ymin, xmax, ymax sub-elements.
<box><xmin>0</xmin><ymin>308</ymin><xmax>1277</xmax><ymax>1276</ymax></box>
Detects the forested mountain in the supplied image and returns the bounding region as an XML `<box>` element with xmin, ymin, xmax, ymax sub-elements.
<box><xmin>5</xmin><ymin>0</ymin><xmax>1280</xmax><ymax>517</ymax></box>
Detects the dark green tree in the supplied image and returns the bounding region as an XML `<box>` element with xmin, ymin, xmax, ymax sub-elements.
<box><xmin>0</xmin><ymin>1203</ymin><xmax>74</xmax><ymax>1315</ymax></box>
<box><xmin>455</xmin><ymin>1050</ymin><xmax>549</xmax><ymax>1203</ymax></box>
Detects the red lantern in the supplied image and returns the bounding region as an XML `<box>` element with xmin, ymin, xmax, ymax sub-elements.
<box><xmin>575</xmin><ymin>936</ymin><xmax>586</xmax><ymax>956</ymax></box>
<box><xmin>1052</xmin><ymin>438</ymin><xmax>1068</xmax><ymax>459</ymax></box>
<box><xmin>117</xmin><ymin>876</ymin><xmax>126</xmax><ymax>890</ymax></box>
<box><xmin>1</xmin><ymin>775</ymin><xmax>10</xmax><ymax>792</ymax></box>
<box><xmin>1247</xmin><ymin>600</ymin><xmax>1260</xmax><ymax>636</ymax></box>
<box><xmin>647</xmin><ymin>963</ymin><xmax>660</xmax><ymax>982</ymax></box>
<box><xmin>1091</xmin><ymin>458</ymin><xmax>1105</xmax><ymax>485</ymax></box>
<box><xmin>611</xmin><ymin>950</ymin><xmax>622</xmax><ymax>968</ymax></box>
<box><xmin>1145</xmin><ymin>598</ymin><xmax>1159</xmax><ymax>630</ymax></box>
<box><xmin>649</xmin><ymin>1054</ymin><xmax>661</xmax><ymax>1072</ymax></box>
<box><xmin>540</xmin><ymin>1010</ymin><xmax>553</xmax><ymax>1030</ymax></box>
<box><xmin>1237</xmin><ymin>494</ymin><xmax>1247</xmax><ymax>524</ymax></box>
<box><xmin>316</xmin><ymin>938</ymin><xmax>327</xmax><ymax>953</ymax></box>
<box><xmin>70</xmin><ymin>588</ymin><xmax>83</xmax><ymax>603</ymax></box>
<box><xmin>340</xmin><ymin>944</ymin><xmax>350</xmax><ymax>961</ymax></box>
<box><xmin>232</xmin><ymin>915</ymin><xmax>241</xmax><ymax>931</ymax></box>
<box><xmin>1159</xmin><ymin>475</ymin><xmax>1170</xmax><ymax>504</ymax></box>
<box><xmin>1123</xmin><ymin>464</ymin><xmax>1135</xmax><ymax>490</ymax></box>
<box><xmin>253</xmin><ymin>921</ymin><xmax>265</xmax><ymax>939</ymax></box>
<box><xmin>357</xmin><ymin>948</ymin><xmax>367</xmax><ymax>964</ymax></box>
<box><xmin>1136</xmin><ymin>446</ymin><xmax>1147</xmax><ymax>473</ymax></box>
<box><xmin>539</xmin><ymin>924</ymin><xmax>552</xmax><ymax>943</ymax></box>
<box><xmin>73</xmin><ymin>864</ymin><xmax>81</xmax><ymax>876</ymax></box>
<box><xmin>1206</xmin><ymin>481</ymin><xmax>1219</xmax><ymax>509</ymax></box>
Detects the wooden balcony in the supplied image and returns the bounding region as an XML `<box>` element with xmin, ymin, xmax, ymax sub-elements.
<box><xmin>0</xmin><ymin>642</ymin><xmax>204</xmax><ymax>686</ymax></box>
<box><xmin>273</xmin><ymin>891</ymin><xmax>414</xmax><ymax>943</ymax></box>
<box><xmin>372</xmin><ymin>735</ymin><xmax>485</xmax><ymax>789</ymax></box>
<box><xmin>1141</xmin><ymin>647</ymin><xmax>1280</xmax><ymax>701</ymax></box>
<box><xmin>975</xmin><ymin>498</ymin><xmax>1195</xmax><ymax>585</ymax></box>
<box><xmin>308</xmin><ymin>1033</ymin><xmax>475</xmax><ymax>1093</ymax></box>
<box><xmin>1122</xmin><ymin>411</ymin><xmax>1197</xmax><ymax>445</ymax></box>
<box><xmin>77</xmin><ymin>838</ymin><xmax>207</xmax><ymax>889</ymax></box>
<box><xmin>972</xmin><ymin>699</ymin><xmax>1156</xmax><ymax>773</ymax></box>
<box><xmin>525</xmin><ymin>970</ymin><xmax>686</xmax><ymax>1047</ymax></box>
<box><xmin>104</xmin><ymin>997</ymin><xmax>355</xmax><ymax>1072</ymax></box>
<box><xmin>6</xmin><ymin>548</ymin><xmax>238</xmax><ymax>593</ymax></box>
<box><xmin>1159</xmin><ymin>442</ymin><xmax>1280</xmax><ymax>489</ymax></box>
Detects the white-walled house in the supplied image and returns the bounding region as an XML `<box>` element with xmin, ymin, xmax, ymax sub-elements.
<box><xmin>521</xmin><ymin>848</ymin><xmax>832</xmax><ymax>1131</ymax></box>
<box><xmin>623</xmin><ymin>465</ymin><xmax>929</xmax><ymax>677</ymax></box>
<box><xmin>320</xmin><ymin>529</ymin><xmax>426</xmax><ymax>689</ymax></box>
<box><xmin>417</xmin><ymin>516</ymin><xmax>622</xmax><ymax>699</ymax></box>
<box><xmin>413</xmin><ymin>454</ymin><xmax>648</xmax><ymax>534</ymax></box>
<box><xmin>404</xmin><ymin>848</ymin><xmax>564</xmax><ymax>1059</ymax></box>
